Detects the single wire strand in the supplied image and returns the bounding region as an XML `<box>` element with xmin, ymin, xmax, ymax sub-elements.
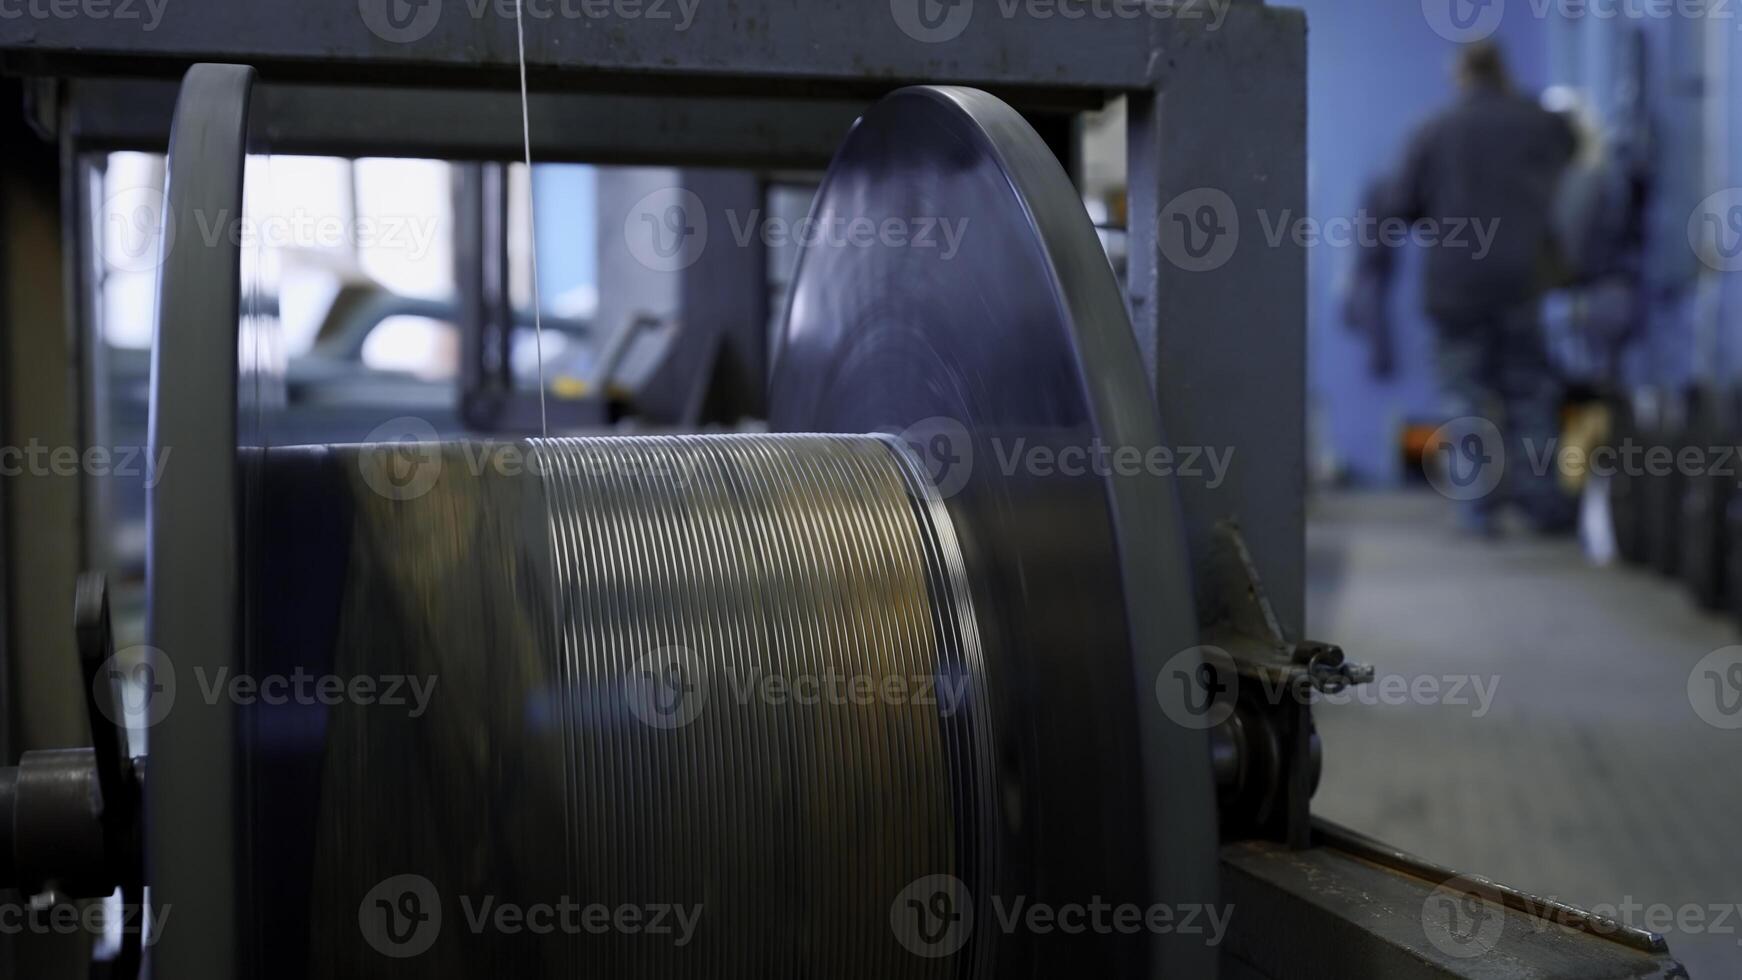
<box><xmin>514</xmin><ymin>0</ymin><xmax>548</xmax><ymax>437</ymax></box>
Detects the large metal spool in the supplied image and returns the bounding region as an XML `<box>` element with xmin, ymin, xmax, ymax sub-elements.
<box><xmin>150</xmin><ymin>67</ymin><xmax>1216</xmax><ymax>978</ymax></box>
<box><xmin>276</xmin><ymin>434</ymin><xmax>998</xmax><ymax>977</ymax></box>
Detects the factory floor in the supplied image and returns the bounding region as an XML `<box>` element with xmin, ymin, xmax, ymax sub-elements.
<box><xmin>1307</xmin><ymin>491</ymin><xmax>1742</xmax><ymax>979</ymax></box>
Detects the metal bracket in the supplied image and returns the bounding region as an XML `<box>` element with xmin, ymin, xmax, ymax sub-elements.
<box><xmin>0</xmin><ymin>573</ymin><xmax>145</xmax><ymax>977</ymax></box>
<box><xmin>1203</xmin><ymin>521</ymin><xmax>1372</xmax><ymax>849</ymax></box>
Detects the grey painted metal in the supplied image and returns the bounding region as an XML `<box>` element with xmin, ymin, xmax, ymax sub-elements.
<box><xmin>62</xmin><ymin>78</ymin><xmax>867</xmax><ymax>168</ymax></box>
<box><xmin>1126</xmin><ymin>4</ymin><xmax>1308</xmax><ymax>637</ymax></box>
<box><xmin>0</xmin><ymin>0</ymin><xmax>1213</xmax><ymax>92</ymax></box>
<box><xmin>1219</xmin><ymin>828</ymin><xmax>1688</xmax><ymax>979</ymax></box>
<box><xmin>658</xmin><ymin>168</ymin><xmax>769</xmax><ymax>423</ymax></box>
<box><xmin>147</xmin><ymin>61</ymin><xmax>253</xmax><ymax>980</ymax></box>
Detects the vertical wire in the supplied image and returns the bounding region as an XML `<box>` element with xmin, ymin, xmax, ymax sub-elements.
<box><xmin>514</xmin><ymin>0</ymin><xmax>549</xmax><ymax>437</ymax></box>
<box><xmin>514</xmin><ymin>8</ymin><xmax>566</xmax><ymax>973</ymax></box>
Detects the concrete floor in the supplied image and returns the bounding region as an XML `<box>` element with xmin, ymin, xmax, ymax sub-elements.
<box><xmin>1307</xmin><ymin>491</ymin><xmax>1742</xmax><ymax>978</ymax></box>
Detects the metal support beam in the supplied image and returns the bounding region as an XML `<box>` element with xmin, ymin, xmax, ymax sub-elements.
<box><xmin>61</xmin><ymin>78</ymin><xmax>868</xmax><ymax>169</ymax></box>
<box><xmin>0</xmin><ymin>79</ymin><xmax>86</xmax><ymax>754</ymax></box>
<box><xmin>0</xmin><ymin>0</ymin><xmax>1179</xmax><ymax>93</ymax></box>
<box><xmin>1220</xmin><ymin>824</ymin><xmax>1688</xmax><ymax>979</ymax></box>
<box><xmin>661</xmin><ymin>168</ymin><xmax>769</xmax><ymax>424</ymax></box>
<box><xmin>0</xmin><ymin>68</ymin><xmax>90</xmax><ymax>980</ymax></box>
<box><xmin>1127</xmin><ymin>3</ymin><xmax>1308</xmax><ymax>636</ymax></box>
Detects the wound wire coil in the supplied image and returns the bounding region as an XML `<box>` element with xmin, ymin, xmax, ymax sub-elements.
<box><xmin>311</xmin><ymin>433</ymin><xmax>1002</xmax><ymax>977</ymax></box>
<box><xmin>532</xmin><ymin>433</ymin><xmax>999</xmax><ymax>977</ymax></box>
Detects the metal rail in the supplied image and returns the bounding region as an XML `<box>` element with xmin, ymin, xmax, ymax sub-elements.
<box><xmin>2</xmin><ymin>0</ymin><xmax>1237</xmax><ymax>92</ymax></box>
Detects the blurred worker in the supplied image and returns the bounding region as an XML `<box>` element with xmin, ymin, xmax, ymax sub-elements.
<box><xmin>1388</xmin><ymin>41</ymin><xmax>1579</xmax><ymax>535</ymax></box>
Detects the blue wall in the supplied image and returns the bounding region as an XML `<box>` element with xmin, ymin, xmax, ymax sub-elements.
<box><xmin>1724</xmin><ymin>18</ymin><xmax>1742</xmax><ymax>381</ymax></box>
<box><xmin>1553</xmin><ymin>9</ymin><xmax>1707</xmax><ymax>391</ymax></box>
